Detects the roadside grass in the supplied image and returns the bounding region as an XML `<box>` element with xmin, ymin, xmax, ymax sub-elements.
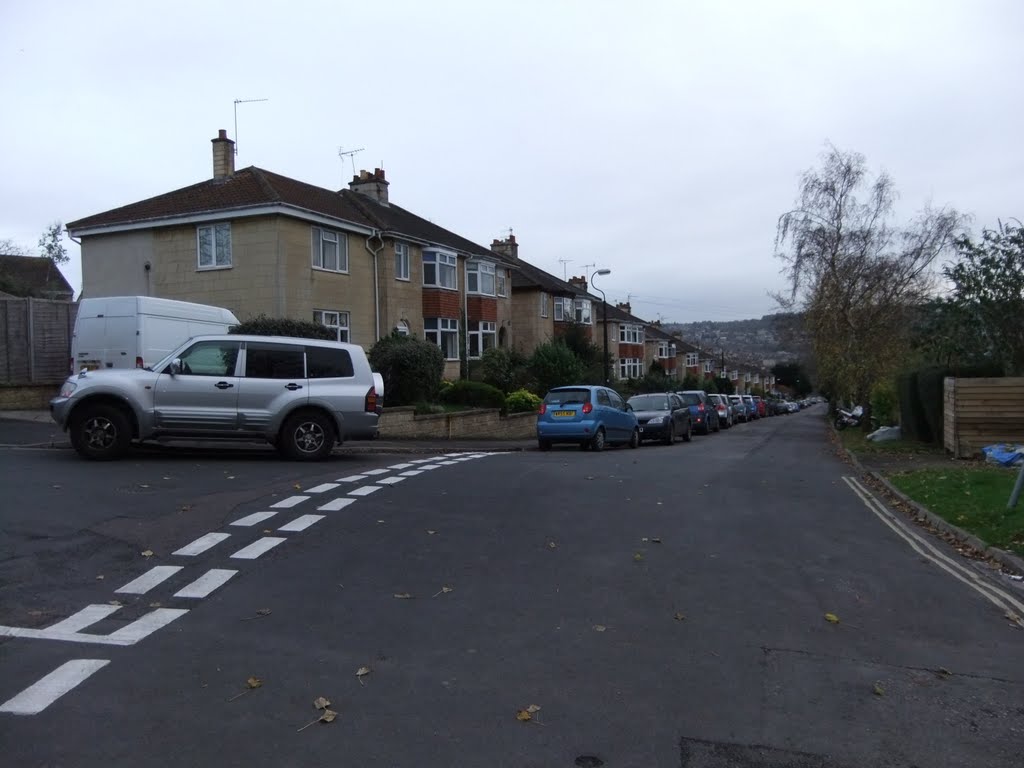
<box><xmin>889</xmin><ymin>466</ymin><xmax>1024</xmax><ymax>554</ymax></box>
<box><xmin>837</xmin><ymin>428</ymin><xmax>946</xmax><ymax>456</ymax></box>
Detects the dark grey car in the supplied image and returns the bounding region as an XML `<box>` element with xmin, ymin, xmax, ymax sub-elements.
<box><xmin>627</xmin><ymin>392</ymin><xmax>692</xmax><ymax>445</ymax></box>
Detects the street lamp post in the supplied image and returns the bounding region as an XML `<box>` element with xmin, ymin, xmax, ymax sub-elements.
<box><xmin>591</xmin><ymin>268</ymin><xmax>611</xmax><ymax>384</ymax></box>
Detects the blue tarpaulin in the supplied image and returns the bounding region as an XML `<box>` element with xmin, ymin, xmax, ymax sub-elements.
<box><xmin>982</xmin><ymin>443</ymin><xmax>1024</xmax><ymax>467</ymax></box>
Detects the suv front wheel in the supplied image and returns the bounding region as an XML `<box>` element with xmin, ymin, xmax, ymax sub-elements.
<box><xmin>70</xmin><ymin>403</ymin><xmax>132</xmax><ymax>460</ymax></box>
<box><xmin>278</xmin><ymin>411</ymin><xmax>336</xmax><ymax>461</ymax></box>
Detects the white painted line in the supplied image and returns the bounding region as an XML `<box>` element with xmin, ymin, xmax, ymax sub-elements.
<box><xmin>443</xmin><ymin>453</ymin><xmax>465</xmax><ymax>457</ymax></box>
<box><xmin>104</xmin><ymin>608</ymin><xmax>189</xmax><ymax>644</ymax></box>
<box><xmin>337</xmin><ymin>474</ymin><xmax>368</xmax><ymax>483</ymax></box>
<box><xmin>115</xmin><ymin>566</ymin><xmax>183</xmax><ymax>595</ymax></box>
<box><xmin>231</xmin><ymin>511</ymin><xmax>278</xmax><ymax>527</ymax></box>
<box><xmin>376</xmin><ymin>476</ymin><xmax>406</xmax><ymax>486</ymax></box>
<box><xmin>173</xmin><ymin>532</ymin><xmax>230</xmax><ymax>557</ymax></box>
<box><xmin>278</xmin><ymin>514</ymin><xmax>324</xmax><ymax>532</ymax></box>
<box><xmin>437</xmin><ymin>460</ymin><xmax>459</xmax><ymax>465</ymax></box>
<box><xmin>417</xmin><ymin>464</ymin><xmax>441</xmax><ymax>470</ymax></box>
<box><xmin>305</xmin><ymin>483</ymin><xmax>339</xmax><ymax>494</ymax></box>
<box><xmin>173</xmin><ymin>569</ymin><xmax>237</xmax><ymax>599</ymax></box>
<box><xmin>388</xmin><ymin>463</ymin><xmax>416</xmax><ymax>470</ymax></box>
<box><xmin>317</xmin><ymin>497</ymin><xmax>357</xmax><ymax>511</ymax></box>
<box><xmin>47</xmin><ymin>605</ymin><xmax>121</xmax><ymax>634</ymax></box>
<box><xmin>231</xmin><ymin>537</ymin><xmax>286</xmax><ymax>560</ymax></box>
<box><xmin>408</xmin><ymin>458</ymin><xmax>436</xmax><ymax>464</ymax></box>
<box><xmin>0</xmin><ymin>607</ymin><xmax>187</xmax><ymax>646</ymax></box>
<box><xmin>271</xmin><ymin>496</ymin><xmax>309</xmax><ymax>509</ymax></box>
<box><xmin>362</xmin><ymin>468</ymin><xmax>390</xmax><ymax>476</ymax></box>
<box><xmin>348</xmin><ymin>486</ymin><xmax>381</xmax><ymax>497</ymax></box>
<box><xmin>0</xmin><ymin>659</ymin><xmax>110</xmax><ymax>715</ymax></box>
<box><xmin>399</xmin><ymin>470</ymin><xmax>423</xmax><ymax>477</ymax></box>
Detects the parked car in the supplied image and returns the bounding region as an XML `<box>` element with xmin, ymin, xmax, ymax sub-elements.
<box><xmin>537</xmin><ymin>385</ymin><xmax>639</xmax><ymax>451</ymax></box>
<box><xmin>51</xmin><ymin>335</ymin><xmax>380</xmax><ymax>461</ymax></box>
<box><xmin>677</xmin><ymin>390</ymin><xmax>720</xmax><ymax>435</ymax></box>
<box><xmin>707</xmin><ymin>393</ymin><xmax>733</xmax><ymax>428</ymax></box>
<box><xmin>729</xmin><ymin>394</ymin><xmax>747</xmax><ymax>423</ymax></box>
<box><xmin>753</xmin><ymin>395</ymin><xmax>767</xmax><ymax>418</ymax></box>
<box><xmin>628</xmin><ymin>392</ymin><xmax>692</xmax><ymax>444</ymax></box>
<box><xmin>741</xmin><ymin>394</ymin><xmax>758</xmax><ymax>420</ymax></box>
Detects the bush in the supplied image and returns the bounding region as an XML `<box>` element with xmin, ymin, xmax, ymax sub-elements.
<box><xmin>439</xmin><ymin>380</ymin><xmax>507</xmax><ymax>410</ymax></box>
<box><xmin>479</xmin><ymin>347</ymin><xmax>529</xmax><ymax>394</ymax></box>
<box><xmin>506</xmin><ymin>388</ymin><xmax>542</xmax><ymax>414</ymax></box>
<box><xmin>368</xmin><ymin>334</ymin><xmax>444</xmax><ymax>406</ymax></box>
<box><xmin>870</xmin><ymin>379</ymin><xmax>899</xmax><ymax>426</ymax></box>
<box><xmin>229</xmin><ymin>314</ymin><xmax>336</xmax><ymax>340</ymax></box>
<box><xmin>528</xmin><ymin>342</ymin><xmax>584</xmax><ymax>395</ymax></box>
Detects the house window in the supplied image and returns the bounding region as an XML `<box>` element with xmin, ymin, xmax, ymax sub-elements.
<box><xmin>703</xmin><ymin>361</ymin><xmax>713</xmax><ymax>374</ymax></box>
<box><xmin>620</xmin><ymin>324</ymin><xmax>643</xmax><ymax>343</ymax></box>
<box><xmin>553</xmin><ymin>297</ymin><xmax>573</xmax><ymax>321</ymax></box>
<box><xmin>540</xmin><ymin>293</ymin><xmax>549</xmax><ymax>318</ymax></box>
<box><xmin>423</xmin><ymin>250</ymin><xmax>457</xmax><ymax>290</ymax></box>
<box><xmin>496</xmin><ymin>269</ymin><xmax>507</xmax><ymax>297</ymax></box>
<box><xmin>657</xmin><ymin>341</ymin><xmax>673</xmax><ymax>358</ymax></box>
<box><xmin>685</xmin><ymin>352</ymin><xmax>699</xmax><ymax>367</ymax></box>
<box><xmin>312</xmin><ymin>227</ymin><xmax>348</xmax><ymax>272</ymax></box>
<box><xmin>394</xmin><ymin>320</ymin><xmax>410</xmax><ymax>336</ymax></box>
<box><xmin>731</xmin><ymin>370</ymin><xmax>738</xmax><ymax>381</ymax></box>
<box><xmin>467</xmin><ymin>261</ymin><xmax>496</xmax><ymax>295</ymax></box>
<box><xmin>425</xmin><ymin>317</ymin><xmax>459</xmax><ymax>359</ymax></box>
<box><xmin>619</xmin><ymin>358</ymin><xmax>643</xmax><ymax>379</ymax></box>
<box><xmin>468</xmin><ymin>321</ymin><xmax>497</xmax><ymax>358</ymax></box>
<box><xmin>197</xmin><ymin>223</ymin><xmax>232</xmax><ymax>269</ymax></box>
<box><xmin>745</xmin><ymin>372</ymin><xmax>751</xmax><ymax>382</ymax></box>
<box><xmin>313</xmin><ymin>309</ymin><xmax>350</xmax><ymax>342</ymax></box>
<box><xmin>395</xmin><ymin>242</ymin><xmax>410</xmax><ymax>281</ymax></box>
<box><xmin>574</xmin><ymin>299</ymin><xmax>592</xmax><ymax>325</ymax></box>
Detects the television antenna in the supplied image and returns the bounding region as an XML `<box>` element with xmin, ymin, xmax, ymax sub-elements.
<box><xmin>233</xmin><ymin>97</ymin><xmax>269</xmax><ymax>156</ymax></box>
<box><xmin>338</xmin><ymin>146</ymin><xmax>365</xmax><ymax>180</ymax></box>
<box><xmin>558</xmin><ymin>257</ymin><xmax>573</xmax><ymax>280</ymax></box>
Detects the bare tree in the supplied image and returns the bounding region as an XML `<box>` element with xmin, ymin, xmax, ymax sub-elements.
<box><xmin>0</xmin><ymin>237</ymin><xmax>32</xmax><ymax>256</ymax></box>
<box><xmin>774</xmin><ymin>146</ymin><xmax>966</xmax><ymax>427</ymax></box>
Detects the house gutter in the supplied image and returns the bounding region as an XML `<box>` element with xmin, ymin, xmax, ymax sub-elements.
<box><xmin>364</xmin><ymin>230</ymin><xmax>385</xmax><ymax>341</ymax></box>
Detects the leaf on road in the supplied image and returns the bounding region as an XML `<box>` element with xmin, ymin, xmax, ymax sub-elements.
<box><xmin>95</xmin><ymin>575</ymin><xmax>105</xmax><ymax>580</ymax></box>
<box><xmin>393</xmin><ymin>592</ymin><xmax>414</xmax><ymax>599</ymax></box>
<box><xmin>426</xmin><ymin>529</ymin><xmax>438</xmax><ymax>535</ymax></box>
<box><xmin>633</xmin><ymin>552</ymin><xmax>644</xmax><ymax>562</ymax></box>
<box><xmin>149</xmin><ymin>601</ymin><xmax>162</xmax><ymax>608</ymax></box>
<box><xmin>294</xmin><ymin>483</ymin><xmax>302</xmax><ymax>490</ymax></box>
<box><xmin>109</xmin><ymin>600</ymin><xmax>122</xmax><ymax>606</ymax></box>
<box><xmin>674</xmin><ymin>612</ymin><xmax>686</xmax><ymax>621</ymax></box>
<box><xmin>356</xmin><ymin>666</ymin><xmax>371</xmax><ymax>679</ymax></box>
<box><xmin>298</xmin><ymin>706</ymin><xmax>338</xmax><ymax>731</ymax></box>
<box><xmin>227</xmin><ymin>676</ymin><xmax>263</xmax><ymax>702</ymax></box>
<box><xmin>516</xmin><ymin>704</ymin><xmax>542</xmax><ymax>723</ymax></box>
<box><xmin>824</xmin><ymin>613</ymin><xmax>840</xmax><ymax>624</ymax></box>
<box><xmin>141</xmin><ymin>550</ymin><xmax>154</xmax><ymax>558</ymax></box>
<box><xmin>650</xmin><ymin>537</ymin><xmax>663</xmax><ymax>544</ymax></box>
<box><xmin>314</xmin><ymin>696</ymin><xmax>331</xmax><ymax>710</ymax></box>
<box><xmin>872</xmin><ymin>682</ymin><xmax>885</xmax><ymax>696</ymax></box>
<box><xmin>592</xmin><ymin>624</ymin><xmax>607</xmax><ymax>632</ymax></box>
<box><xmin>320</xmin><ymin>709</ymin><xmax>338</xmax><ymax>723</ymax></box>
<box><xmin>241</xmin><ymin>608</ymin><xmax>272</xmax><ymax>621</ymax></box>
<box><xmin>937</xmin><ymin>667</ymin><xmax>952</xmax><ymax>678</ymax></box>
<box><xmin>547</xmin><ymin>540</ymin><xmax>557</xmax><ymax>549</ymax></box>
<box><xmin>432</xmin><ymin>585</ymin><xmax>454</xmax><ymax>597</ymax></box>
<box><xmin>526</xmin><ymin>704</ymin><xmax>541</xmax><ymax>713</ymax></box>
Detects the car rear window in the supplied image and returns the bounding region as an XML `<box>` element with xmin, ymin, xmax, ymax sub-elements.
<box><xmin>245</xmin><ymin>342</ymin><xmax>306</xmax><ymax>379</ymax></box>
<box><xmin>629</xmin><ymin>394</ymin><xmax>669</xmax><ymax>411</ymax></box>
<box><xmin>306</xmin><ymin>346</ymin><xmax>354</xmax><ymax>378</ymax></box>
<box><xmin>544</xmin><ymin>388</ymin><xmax>591</xmax><ymax>406</ymax></box>
<box><xmin>679</xmin><ymin>393</ymin><xmax>701</xmax><ymax>405</ymax></box>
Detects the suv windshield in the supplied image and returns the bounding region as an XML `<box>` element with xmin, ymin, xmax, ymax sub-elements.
<box><xmin>628</xmin><ymin>394</ymin><xmax>669</xmax><ymax>411</ymax></box>
<box><xmin>544</xmin><ymin>388</ymin><xmax>591</xmax><ymax>406</ymax></box>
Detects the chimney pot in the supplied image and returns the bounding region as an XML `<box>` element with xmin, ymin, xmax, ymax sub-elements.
<box><xmin>349</xmin><ymin>167</ymin><xmax>390</xmax><ymax>205</ymax></box>
<box><xmin>211</xmin><ymin>128</ymin><xmax>235</xmax><ymax>180</ymax></box>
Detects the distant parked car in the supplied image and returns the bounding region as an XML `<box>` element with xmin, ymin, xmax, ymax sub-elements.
<box><xmin>741</xmin><ymin>394</ymin><xmax>758</xmax><ymax>420</ymax></box>
<box><xmin>537</xmin><ymin>385</ymin><xmax>639</xmax><ymax>451</ymax></box>
<box><xmin>707</xmin><ymin>393</ymin><xmax>733</xmax><ymax>428</ymax></box>
<box><xmin>628</xmin><ymin>392</ymin><xmax>692</xmax><ymax>444</ymax></box>
<box><xmin>753</xmin><ymin>395</ymin><xmax>767</xmax><ymax>418</ymax></box>
<box><xmin>729</xmin><ymin>394</ymin><xmax>747</xmax><ymax>423</ymax></box>
<box><xmin>677</xmin><ymin>390</ymin><xmax>720</xmax><ymax>435</ymax></box>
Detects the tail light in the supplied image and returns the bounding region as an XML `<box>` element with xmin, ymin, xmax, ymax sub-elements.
<box><xmin>539</xmin><ymin>403</ymin><xmax>547</xmax><ymax>415</ymax></box>
<box><xmin>135</xmin><ymin>356</ymin><xmax>144</xmax><ymax>369</ymax></box>
<box><xmin>365</xmin><ymin>386</ymin><xmax>378</xmax><ymax>413</ymax></box>
<box><xmin>582</xmin><ymin>403</ymin><xmax>593</xmax><ymax>414</ymax></box>
<box><xmin>698</xmin><ymin>403</ymin><xmax>705</xmax><ymax>412</ymax></box>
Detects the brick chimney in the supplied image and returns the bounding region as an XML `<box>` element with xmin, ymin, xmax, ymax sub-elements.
<box><xmin>349</xmin><ymin>168</ymin><xmax>390</xmax><ymax>205</ymax></box>
<box><xmin>491</xmin><ymin>233</ymin><xmax>518</xmax><ymax>260</ymax></box>
<box><xmin>212</xmin><ymin>129</ymin><xmax>235</xmax><ymax>180</ymax></box>
<box><xmin>568</xmin><ymin>275</ymin><xmax>588</xmax><ymax>292</ymax></box>
<box><xmin>616</xmin><ymin>301</ymin><xmax>631</xmax><ymax>314</ymax></box>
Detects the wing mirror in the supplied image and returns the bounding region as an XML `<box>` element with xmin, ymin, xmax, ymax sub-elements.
<box><xmin>169</xmin><ymin>358</ymin><xmax>182</xmax><ymax>375</ymax></box>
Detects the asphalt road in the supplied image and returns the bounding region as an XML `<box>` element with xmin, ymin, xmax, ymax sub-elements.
<box><xmin>1</xmin><ymin>410</ymin><xmax>1023</xmax><ymax>767</ymax></box>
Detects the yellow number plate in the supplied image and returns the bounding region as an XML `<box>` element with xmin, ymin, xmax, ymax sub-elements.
<box><xmin>553</xmin><ymin>410</ymin><xmax>574</xmax><ymax>417</ymax></box>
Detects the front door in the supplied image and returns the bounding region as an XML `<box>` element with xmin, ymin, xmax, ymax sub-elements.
<box><xmin>153</xmin><ymin>340</ymin><xmax>242</xmax><ymax>432</ymax></box>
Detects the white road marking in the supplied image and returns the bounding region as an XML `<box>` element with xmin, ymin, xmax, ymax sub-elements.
<box><xmin>47</xmin><ymin>605</ymin><xmax>121</xmax><ymax>634</ymax></box>
<box><xmin>318</xmin><ymin>498</ymin><xmax>356</xmax><ymax>511</ymax></box>
<box><xmin>173</xmin><ymin>532</ymin><xmax>230</xmax><ymax>557</ymax></box>
<box><xmin>348</xmin><ymin>486</ymin><xmax>381</xmax><ymax>497</ymax></box>
<box><xmin>388</xmin><ymin>463</ymin><xmax>416</xmax><ymax>470</ymax></box>
<box><xmin>271</xmin><ymin>496</ymin><xmax>309</xmax><ymax>508</ymax></box>
<box><xmin>104</xmin><ymin>609</ymin><xmax>189</xmax><ymax>644</ymax></box>
<box><xmin>305</xmin><ymin>483</ymin><xmax>339</xmax><ymax>494</ymax></box>
<box><xmin>376</xmin><ymin>476</ymin><xmax>406</xmax><ymax>486</ymax></box>
<box><xmin>417</xmin><ymin>464</ymin><xmax>441</xmax><ymax>470</ymax></box>
<box><xmin>173</xmin><ymin>569</ymin><xmax>237</xmax><ymax>599</ymax></box>
<box><xmin>437</xmin><ymin>460</ymin><xmax>459</xmax><ymax>465</ymax></box>
<box><xmin>337</xmin><ymin>474</ymin><xmax>368</xmax><ymax>482</ymax></box>
<box><xmin>231</xmin><ymin>537</ymin><xmax>286</xmax><ymax>560</ymax></box>
<box><xmin>115</xmin><ymin>566</ymin><xmax>183</xmax><ymax>595</ymax></box>
<box><xmin>362</xmin><ymin>468</ymin><xmax>390</xmax><ymax>476</ymax></box>
<box><xmin>231</xmin><ymin>511</ymin><xmax>278</xmax><ymax>527</ymax></box>
<box><xmin>399</xmin><ymin>470</ymin><xmax>423</xmax><ymax>477</ymax></box>
<box><xmin>278</xmin><ymin>514</ymin><xmax>324</xmax><ymax>532</ymax></box>
<box><xmin>0</xmin><ymin>607</ymin><xmax>188</xmax><ymax>646</ymax></box>
<box><xmin>408</xmin><ymin>458</ymin><xmax>436</xmax><ymax>464</ymax></box>
<box><xmin>0</xmin><ymin>659</ymin><xmax>110</xmax><ymax>715</ymax></box>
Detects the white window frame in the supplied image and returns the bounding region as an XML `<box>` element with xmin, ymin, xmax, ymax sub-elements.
<box><xmin>423</xmin><ymin>250</ymin><xmax>458</xmax><ymax>290</ymax></box>
<box><xmin>466</xmin><ymin>260</ymin><xmax>496</xmax><ymax>296</ymax></box>
<box><xmin>553</xmin><ymin>296</ymin><xmax>572</xmax><ymax>321</ymax></box>
<box><xmin>731</xmin><ymin>370</ymin><xmax>739</xmax><ymax>381</ymax></box>
<box><xmin>313</xmin><ymin>309</ymin><xmax>350</xmax><ymax>342</ymax></box>
<box><xmin>197</xmin><ymin>223</ymin><xmax>232</xmax><ymax>270</ymax></box>
<box><xmin>394</xmin><ymin>242</ymin><xmax>410</xmax><ymax>281</ymax></box>
<box><xmin>496</xmin><ymin>269</ymin><xmax>507</xmax><ymax>297</ymax></box>
<box><xmin>540</xmin><ymin>292</ymin><xmax>549</xmax><ymax>318</ymax></box>
<box><xmin>425</xmin><ymin>317</ymin><xmax>459</xmax><ymax>359</ymax></box>
<box><xmin>685</xmin><ymin>352</ymin><xmax>699</xmax><ymax>367</ymax></box>
<box><xmin>574</xmin><ymin>298</ymin><xmax>592</xmax><ymax>325</ymax></box>
<box><xmin>468</xmin><ymin>321</ymin><xmax>497</xmax><ymax>359</ymax></box>
<box><xmin>657</xmin><ymin>341</ymin><xmax>673</xmax><ymax>358</ymax></box>
<box><xmin>312</xmin><ymin>227</ymin><xmax>348</xmax><ymax>273</ymax></box>
<box><xmin>620</xmin><ymin>324</ymin><xmax>643</xmax><ymax>344</ymax></box>
<box><xmin>745</xmin><ymin>372</ymin><xmax>751</xmax><ymax>382</ymax></box>
<box><xmin>619</xmin><ymin>358</ymin><xmax>643</xmax><ymax>379</ymax></box>
<box><xmin>703</xmin><ymin>360</ymin><xmax>713</xmax><ymax>374</ymax></box>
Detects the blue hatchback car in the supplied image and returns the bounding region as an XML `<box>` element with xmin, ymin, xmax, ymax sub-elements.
<box><xmin>537</xmin><ymin>385</ymin><xmax>639</xmax><ymax>451</ymax></box>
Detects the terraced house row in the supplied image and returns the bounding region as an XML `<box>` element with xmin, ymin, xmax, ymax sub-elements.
<box><xmin>67</xmin><ymin>130</ymin><xmax>774</xmax><ymax>392</ymax></box>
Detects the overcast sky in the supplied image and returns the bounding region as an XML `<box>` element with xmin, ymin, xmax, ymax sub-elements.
<box><xmin>2</xmin><ymin>1</ymin><xmax>1021</xmax><ymax>322</ymax></box>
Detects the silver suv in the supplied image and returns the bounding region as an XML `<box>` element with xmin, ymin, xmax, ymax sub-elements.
<box><xmin>51</xmin><ymin>335</ymin><xmax>380</xmax><ymax>461</ymax></box>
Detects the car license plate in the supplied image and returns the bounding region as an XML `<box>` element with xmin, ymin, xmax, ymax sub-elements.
<box><xmin>553</xmin><ymin>410</ymin><xmax>574</xmax><ymax>417</ymax></box>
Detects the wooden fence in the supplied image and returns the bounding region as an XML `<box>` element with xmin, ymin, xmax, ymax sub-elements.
<box><xmin>944</xmin><ymin>377</ymin><xmax>1024</xmax><ymax>458</ymax></box>
<box><xmin>0</xmin><ymin>297</ymin><xmax>77</xmax><ymax>384</ymax></box>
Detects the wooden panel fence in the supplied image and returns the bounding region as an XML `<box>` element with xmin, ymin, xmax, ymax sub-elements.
<box><xmin>944</xmin><ymin>377</ymin><xmax>1024</xmax><ymax>458</ymax></box>
<box><xmin>0</xmin><ymin>297</ymin><xmax>77</xmax><ymax>384</ymax></box>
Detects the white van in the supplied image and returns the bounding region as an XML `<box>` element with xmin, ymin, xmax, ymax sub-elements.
<box><xmin>71</xmin><ymin>296</ymin><xmax>239</xmax><ymax>371</ymax></box>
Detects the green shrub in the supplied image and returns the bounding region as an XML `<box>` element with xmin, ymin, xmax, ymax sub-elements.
<box><xmin>528</xmin><ymin>342</ymin><xmax>584</xmax><ymax>395</ymax></box>
<box><xmin>229</xmin><ymin>314</ymin><xmax>336</xmax><ymax>340</ymax></box>
<box><xmin>368</xmin><ymin>334</ymin><xmax>444</xmax><ymax>406</ymax></box>
<box><xmin>871</xmin><ymin>379</ymin><xmax>899</xmax><ymax>426</ymax></box>
<box><xmin>439</xmin><ymin>380</ymin><xmax>507</xmax><ymax>410</ymax></box>
<box><xmin>479</xmin><ymin>347</ymin><xmax>529</xmax><ymax>393</ymax></box>
<box><xmin>506</xmin><ymin>388</ymin><xmax>542</xmax><ymax>414</ymax></box>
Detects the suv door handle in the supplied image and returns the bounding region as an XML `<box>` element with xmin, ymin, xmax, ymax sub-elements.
<box><xmin>285</xmin><ymin>383</ymin><xmax>303</xmax><ymax>391</ymax></box>
<box><xmin>214</xmin><ymin>381</ymin><xmax>234</xmax><ymax>389</ymax></box>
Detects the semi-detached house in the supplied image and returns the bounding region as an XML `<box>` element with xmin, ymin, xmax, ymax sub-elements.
<box><xmin>66</xmin><ymin>130</ymin><xmax>516</xmax><ymax>379</ymax></box>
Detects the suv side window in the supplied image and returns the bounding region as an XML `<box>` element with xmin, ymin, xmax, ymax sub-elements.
<box><xmin>177</xmin><ymin>340</ymin><xmax>240</xmax><ymax>376</ymax></box>
<box><xmin>244</xmin><ymin>342</ymin><xmax>306</xmax><ymax>380</ymax></box>
<box><xmin>306</xmin><ymin>346</ymin><xmax>354</xmax><ymax>378</ymax></box>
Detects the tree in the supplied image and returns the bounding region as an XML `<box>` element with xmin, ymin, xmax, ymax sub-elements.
<box><xmin>774</xmin><ymin>145</ymin><xmax>965</xmax><ymax>427</ymax></box>
<box><xmin>38</xmin><ymin>222</ymin><xmax>68</xmax><ymax>265</ymax></box>
<box><xmin>0</xmin><ymin>238</ymin><xmax>32</xmax><ymax>256</ymax></box>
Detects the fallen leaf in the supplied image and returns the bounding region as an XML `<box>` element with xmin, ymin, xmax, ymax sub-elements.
<box><xmin>313</xmin><ymin>696</ymin><xmax>331</xmax><ymax>710</ymax></box>
<box><xmin>872</xmin><ymin>682</ymin><xmax>885</xmax><ymax>696</ymax></box>
<box><xmin>824</xmin><ymin>613</ymin><xmax>840</xmax><ymax>624</ymax></box>
<box><xmin>432</xmin><ymin>585</ymin><xmax>454</xmax><ymax>597</ymax></box>
<box><xmin>547</xmin><ymin>541</ymin><xmax>557</xmax><ymax>549</ymax></box>
<box><xmin>263</xmin><ymin>529</ymin><xmax>272</xmax><ymax>534</ymax></box>
<box><xmin>141</xmin><ymin>550</ymin><xmax>154</xmax><ymax>558</ymax></box>
<box><xmin>674</xmin><ymin>612</ymin><xmax>686</xmax><ymax>621</ymax></box>
<box><xmin>650</xmin><ymin>537</ymin><xmax>662</xmax><ymax>544</ymax></box>
<box><xmin>149</xmin><ymin>601</ymin><xmax>162</xmax><ymax>608</ymax></box>
<box><xmin>95</xmin><ymin>575</ymin><xmax>105</xmax><ymax>580</ymax></box>
<box><xmin>633</xmin><ymin>552</ymin><xmax>644</xmax><ymax>562</ymax></box>
<box><xmin>526</xmin><ymin>704</ymin><xmax>541</xmax><ymax>713</ymax></box>
<box><xmin>641</xmin><ymin>537</ymin><xmax>649</xmax><ymax>543</ymax></box>
<box><xmin>246</xmin><ymin>676</ymin><xmax>262</xmax><ymax>689</ymax></box>
<box><xmin>516</xmin><ymin>709</ymin><xmax>533</xmax><ymax>722</ymax></box>
<box><xmin>426</xmin><ymin>529</ymin><xmax>438</xmax><ymax>535</ymax></box>
<box><xmin>139</xmin><ymin>484</ymin><xmax>149</xmax><ymax>489</ymax></box>
<box><xmin>937</xmin><ymin>667</ymin><xmax>952</xmax><ymax>677</ymax></box>
<box><xmin>298</xmin><ymin>707</ymin><xmax>339</xmax><ymax>731</ymax></box>
<box><xmin>592</xmin><ymin>624</ymin><xmax>607</xmax><ymax>632</ymax></box>
<box><xmin>226</xmin><ymin>475</ymin><xmax>235</xmax><ymax>480</ymax></box>
<box><xmin>109</xmin><ymin>600</ymin><xmax>122</xmax><ymax>606</ymax></box>
<box><xmin>356</xmin><ymin>666</ymin><xmax>371</xmax><ymax>678</ymax></box>
<box><xmin>241</xmin><ymin>608</ymin><xmax>272</xmax><ymax>621</ymax></box>
<box><xmin>393</xmin><ymin>592</ymin><xmax>413</xmax><ymax>599</ymax></box>
<box><xmin>294</xmin><ymin>483</ymin><xmax>302</xmax><ymax>490</ymax></box>
<box><xmin>320</xmin><ymin>709</ymin><xmax>338</xmax><ymax>723</ymax></box>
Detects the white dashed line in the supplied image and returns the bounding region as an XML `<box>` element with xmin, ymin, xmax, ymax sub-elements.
<box><xmin>230</xmin><ymin>537</ymin><xmax>286</xmax><ymax>560</ymax></box>
<box><xmin>437</xmin><ymin>460</ymin><xmax>459</xmax><ymax>465</ymax></box>
<box><xmin>231</xmin><ymin>511</ymin><xmax>278</xmax><ymax>527</ymax></box>
<box><xmin>278</xmin><ymin>514</ymin><xmax>324</xmax><ymax>532</ymax></box>
<box><xmin>104</xmin><ymin>609</ymin><xmax>189</xmax><ymax>644</ymax></box>
<box><xmin>317</xmin><ymin>498</ymin><xmax>357</xmax><ymax>511</ymax></box>
<box><xmin>408</xmin><ymin>458</ymin><xmax>436</xmax><ymax>464</ymax></box>
<box><xmin>173</xmin><ymin>569</ymin><xmax>237</xmax><ymax>599</ymax></box>
<box><xmin>399</xmin><ymin>470</ymin><xmax>423</xmax><ymax>477</ymax></box>
<box><xmin>115</xmin><ymin>566</ymin><xmax>183</xmax><ymax>595</ymax></box>
<box><xmin>376</xmin><ymin>476</ymin><xmax>406</xmax><ymax>486</ymax></box>
<box><xmin>0</xmin><ymin>607</ymin><xmax>187</xmax><ymax>646</ymax></box>
<box><xmin>417</xmin><ymin>464</ymin><xmax>442</xmax><ymax>470</ymax></box>
<box><xmin>337</xmin><ymin>475</ymin><xmax>368</xmax><ymax>483</ymax></box>
<box><xmin>348</xmin><ymin>486</ymin><xmax>381</xmax><ymax>497</ymax></box>
<box><xmin>0</xmin><ymin>659</ymin><xmax>110</xmax><ymax>715</ymax></box>
<box><xmin>304</xmin><ymin>483</ymin><xmax>340</xmax><ymax>494</ymax></box>
<box><xmin>388</xmin><ymin>463</ymin><xmax>416</xmax><ymax>470</ymax></box>
<box><xmin>47</xmin><ymin>605</ymin><xmax>121</xmax><ymax>634</ymax></box>
<box><xmin>362</xmin><ymin>468</ymin><xmax>390</xmax><ymax>476</ymax></box>
<box><xmin>271</xmin><ymin>496</ymin><xmax>309</xmax><ymax>509</ymax></box>
<box><xmin>173</xmin><ymin>532</ymin><xmax>230</xmax><ymax>557</ymax></box>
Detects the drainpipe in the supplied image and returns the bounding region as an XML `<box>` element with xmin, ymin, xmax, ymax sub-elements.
<box><xmin>364</xmin><ymin>231</ymin><xmax>385</xmax><ymax>341</ymax></box>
